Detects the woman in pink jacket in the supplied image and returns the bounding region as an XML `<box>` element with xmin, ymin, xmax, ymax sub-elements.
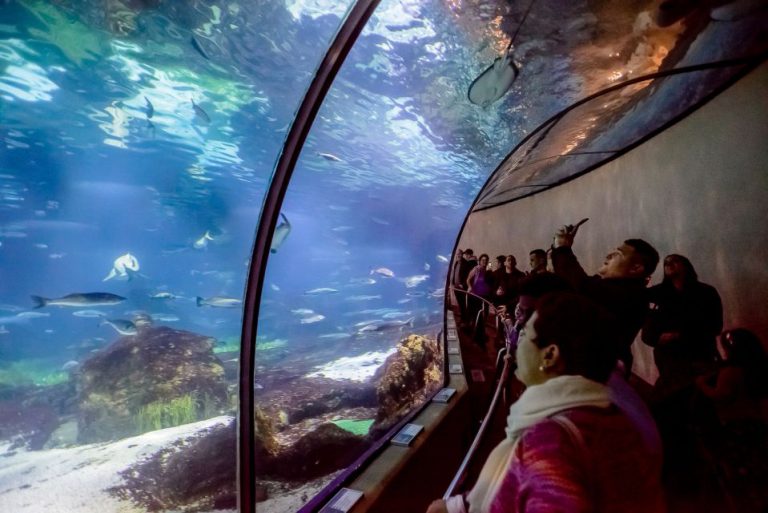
<box><xmin>428</xmin><ymin>292</ymin><xmax>665</xmax><ymax>513</ymax></box>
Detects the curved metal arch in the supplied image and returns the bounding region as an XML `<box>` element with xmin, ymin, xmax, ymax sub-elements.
<box><xmin>472</xmin><ymin>53</ymin><xmax>768</xmax><ymax>212</ymax></box>
<box><xmin>238</xmin><ymin>1</ymin><xmax>382</xmax><ymax>511</ymax></box>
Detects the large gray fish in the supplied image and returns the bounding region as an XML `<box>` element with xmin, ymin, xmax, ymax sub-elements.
<box><xmin>270</xmin><ymin>213</ymin><xmax>291</xmax><ymax>254</ymax></box>
<box><xmin>32</xmin><ymin>293</ymin><xmax>126</xmax><ymax>309</ymax></box>
<box><xmin>196</xmin><ymin>296</ymin><xmax>242</xmax><ymax>308</ymax></box>
<box><xmin>356</xmin><ymin>317</ymin><xmax>415</xmax><ymax>335</ymax></box>
<box><xmin>100</xmin><ymin>318</ymin><xmax>138</xmax><ymax>336</ymax></box>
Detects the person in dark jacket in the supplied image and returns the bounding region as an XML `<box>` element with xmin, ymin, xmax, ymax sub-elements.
<box><xmin>493</xmin><ymin>254</ymin><xmax>526</xmax><ymax>308</ymax></box>
<box><xmin>550</xmin><ymin>224</ymin><xmax>659</xmax><ymax>374</ymax></box>
<box><xmin>642</xmin><ymin>254</ymin><xmax>723</xmax><ymax>394</ymax></box>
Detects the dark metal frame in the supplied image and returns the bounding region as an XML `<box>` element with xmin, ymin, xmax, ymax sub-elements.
<box><xmin>238</xmin><ymin>1</ymin><xmax>381</xmax><ymax>511</ymax></box>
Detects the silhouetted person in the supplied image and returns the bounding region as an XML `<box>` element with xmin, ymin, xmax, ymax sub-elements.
<box><xmin>696</xmin><ymin>329</ymin><xmax>768</xmax><ymax>511</ymax></box>
<box><xmin>642</xmin><ymin>254</ymin><xmax>723</xmax><ymax>395</ymax></box>
<box><xmin>551</xmin><ymin>223</ymin><xmax>659</xmax><ymax>373</ymax></box>
<box><xmin>493</xmin><ymin>254</ymin><xmax>525</xmax><ymax>308</ymax></box>
<box><xmin>528</xmin><ymin>249</ymin><xmax>548</xmax><ymax>275</ymax></box>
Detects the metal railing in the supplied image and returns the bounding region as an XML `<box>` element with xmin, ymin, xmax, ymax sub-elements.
<box><xmin>443</xmin><ymin>287</ymin><xmax>518</xmax><ymax>499</ymax></box>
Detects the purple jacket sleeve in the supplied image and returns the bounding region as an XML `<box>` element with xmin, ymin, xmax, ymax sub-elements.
<box><xmin>491</xmin><ymin>421</ymin><xmax>591</xmax><ymax>513</ymax></box>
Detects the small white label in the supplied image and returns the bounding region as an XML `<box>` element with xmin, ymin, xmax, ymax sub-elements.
<box><xmin>447</xmin><ymin>328</ymin><xmax>458</xmax><ymax>341</ymax></box>
<box><xmin>319</xmin><ymin>488</ymin><xmax>364</xmax><ymax>513</ymax></box>
<box><xmin>449</xmin><ymin>363</ymin><xmax>463</xmax><ymax>374</ymax></box>
<box><xmin>447</xmin><ymin>345</ymin><xmax>460</xmax><ymax>355</ymax></box>
<box><xmin>433</xmin><ymin>387</ymin><xmax>456</xmax><ymax>403</ymax></box>
<box><xmin>391</xmin><ymin>423</ymin><xmax>424</xmax><ymax>446</ymax></box>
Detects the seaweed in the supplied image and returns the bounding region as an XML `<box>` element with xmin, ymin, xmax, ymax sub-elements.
<box><xmin>133</xmin><ymin>393</ymin><xmax>226</xmax><ymax>434</ymax></box>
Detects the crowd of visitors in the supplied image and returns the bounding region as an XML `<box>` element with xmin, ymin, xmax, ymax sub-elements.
<box><xmin>434</xmin><ymin>222</ymin><xmax>768</xmax><ymax>513</ymax></box>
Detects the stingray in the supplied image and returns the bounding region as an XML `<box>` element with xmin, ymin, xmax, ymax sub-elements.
<box><xmin>468</xmin><ymin>50</ymin><xmax>519</xmax><ymax>107</ymax></box>
<box><xmin>468</xmin><ymin>0</ymin><xmax>536</xmax><ymax>107</ymax></box>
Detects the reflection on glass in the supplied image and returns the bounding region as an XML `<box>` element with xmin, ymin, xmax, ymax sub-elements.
<box><xmin>0</xmin><ymin>1</ymin><xmax>347</xmax><ymax>512</ymax></box>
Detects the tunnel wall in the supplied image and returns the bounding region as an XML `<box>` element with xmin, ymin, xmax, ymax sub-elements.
<box><xmin>459</xmin><ymin>63</ymin><xmax>768</xmax><ymax>383</ymax></box>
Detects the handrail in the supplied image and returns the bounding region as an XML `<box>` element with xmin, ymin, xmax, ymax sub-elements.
<box><xmin>443</xmin><ymin>345</ymin><xmax>513</xmax><ymax>499</ymax></box>
<box><xmin>451</xmin><ymin>286</ymin><xmax>504</xmax><ymax>331</ymax></box>
<box><xmin>444</xmin><ymin>286</ymin><xmax>516</xmax><ymax>498</ymax></box>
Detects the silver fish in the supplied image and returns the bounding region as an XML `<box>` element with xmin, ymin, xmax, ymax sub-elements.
<box><xmin>192</xmin><ymin>99</ymin><xmax>210</xmax><ymax>125</ymax></box>
<box><xmin>72</xmin><ymin>310</ymin><xmax>107</xmax><ymax>318</ymax></box>
<box><xmin>196</xmin><ymin>296</ymin><xmax>242</xmax><ymax>308</ymax></box>
<box><xmin>402</xmin><ymin>274</ymin><xmax>429</xmax><ymax>288</ymax></box>
<box><xmin>100</xmin><ymin>319</ymin><xmax>138</xmax><ymax>336</ymax></box>
<box><xmin>303</xmin><ymin>287</ymin><xmax>339</xmax><ymax>295</ymax></box>
<box><xmin>193</xmin><ymin>230</ymin><xmax>214</xmax><ymax>249</ymax></box>
<box><xmin>103</xmin><ymin>252</ymin><xmax>140</xmax><ymax>281</ymax></box>
<box><xmin>32</xmin><ymin>293</ymin><xmax>126</xmax><ymax>308</ymax></box>
<box><xmin>370</xmin><ymin>267</ymin><xmax>395</xmax><ymax>278</ymax></box>
<box><xmin>270</xmin><ymin>213</ymin><xmax>291</xmax><ymax>254</ymax></box>
<box><xmin>144</xmin><ymin>96</ymin><xmax>154</xmax><ymax>119</ymax></box>
<box><xmin>318</xmin><ymin>152</ymin><xmax>343</xmax><ymax>162</ymax></box>
<box><xmin>300</xmin><ymin>314</ymin><xmax>325</xmax><ymax>324</ymax></box>
<box><xmin>150</xmin><ymin>292</ymin><xmax>181</xmax><ymax>300</ymax></box>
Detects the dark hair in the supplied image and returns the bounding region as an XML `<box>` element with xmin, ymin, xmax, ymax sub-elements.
<box><xmin>464</xmin><ymin>248</ymin><xmax>474</xmax><ymax>256</ymax></box>
<box><xmin>478</xmin><ymin>253</ymin><xmax>489</xmax><ymax>263</ymax></box>
<box><xmin>624</xmin><ymin>239</ymin><xmax>659</xmax><ymax>277</ymax></box>
<box><xmin>496</xmin><ymin>255</ymin><xmax>506</xmax><ymax>265</ymax></box>
<box><xmin>519</xmin><ymin>273</ymin><xmax>572</xmax><ymax>298</ymax></box>
<box><xmin>530</xmin><ymin>249</ymin><xmax>546</xmax><ymax>259</ymax></box>
<box><xmin>723</xmin><ymin>329</ymin><xmax>768</xmax><ymax>398</ymax></box>
<box><xmin>661</xmin><ymin>254</ymin><xmax>698</xmax><ymax>286</ymax></box>
<box><xmin>532</xmin><ymin>292</ymin><xmax>617</xmax><ymax>383</ymax></box>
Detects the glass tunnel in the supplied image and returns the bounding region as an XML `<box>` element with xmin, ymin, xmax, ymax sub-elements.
<box><xmin>0</xmin><ymin>0</ymin><xmax>766</xmax><ymax>512</ymax></box>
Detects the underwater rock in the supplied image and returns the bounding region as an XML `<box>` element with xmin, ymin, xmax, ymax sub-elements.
<box><xmin>43</xmin><ymin>418</ymin><xmax>79</xmax><ymax>449</ymax></box>
<box><xmin>0</xmin><ymin>401</ymin><xmax>59</xmax><ymax>450</ymax></box>
<box><xmin>77</xmin><ymin>325</ymin><xmax>228</xmax><ymax>443</ymax></box>
<box><xmin>259</xmin><ymin>376</ymin><xmax>377</xmax><ymax>427</ymax></box>
<box><xmin>110</xmin><ymin>417</ymin><xmax>238</xmax><ymax>512</ymax></box>
<box><xmin>265</xmin><ymin>422</ymin><xmax>369</xmax><ymax>481</ymax></box>
<box><xmin>369</xmin><ymin>334</ymin><xmax>443</xmax><ymax>437</ymax></box>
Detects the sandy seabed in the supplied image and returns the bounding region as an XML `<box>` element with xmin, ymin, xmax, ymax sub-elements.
<box><xmin>0</xmin><ymin>416</ymin><xmax>235</xmax><ymax>513</ymax></box>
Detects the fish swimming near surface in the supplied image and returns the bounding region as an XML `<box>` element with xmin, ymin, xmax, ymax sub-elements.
<box><xmin>144</xmin><ymin>96</ymin><xmax>154</xmax><ymax>119</ymax></box>
<box><xmin>196</xmin><ymin>296</ymin><xmax>242</xmax><ymax>308</ymax></box>
<box><xmin>318</xmin><ymin>152</ymin><xmax>343</xmax><ymax>162</ymax></box>
<box><xmin>0</xmin><ymin>326</ymin><xmax>8</xmax><ymax>334</ymax></box>
<box><xmin>370</xmin><ymin>267</ymin><xmax>395</xmax><ymax>278</ymax></box>
<box><xmin>100</xmin><ymin>318</ymin><xmax>138</xmax><ymax>336</ymax></box>
<box><xmin>103</xmin><ymin>253</ymin><xmax>141</xmax><ymax>281</ymax></box>
<box><xmin>303</xmin><ymin>287</ymin><xmax>339</xmax><ymax>295</ymax></box>
<box><xmin>291</xmin><ymin>308</ymin><xmax>315</xmax><ymax>316</ymax></box>
<box><xmin>193</xmin><ymin>230</ymin><xmax>215</xmax><ymax>249</ymax></box>
<box><xmin>192</xmin><ymin>99</ymin><xmax>211</xmax><ymax>125</ymax></box>
<box><xmin>32</xmin><ymin>293</ymin><xmax>126</xmax><ymax>309</ymax></box>
<box><xmin>436</xmin><ymin>254</ymin><xmax>450</xmax><ymax>263</ymax></box>
<box><xmin>468</xmin><ymin>49</ymin><xmax>519</xmax><ymax>107</ymax></box>
<box><xmin>270</xmin><ymin>213</ymin><xmax>291</xmax><ymax>254</ymax></box>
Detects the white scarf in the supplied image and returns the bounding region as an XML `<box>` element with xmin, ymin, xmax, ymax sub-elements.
<box><xmin>455</xmin><ymin>375</ymin><xmax>611</xmax><ymax>513</ymax></box>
